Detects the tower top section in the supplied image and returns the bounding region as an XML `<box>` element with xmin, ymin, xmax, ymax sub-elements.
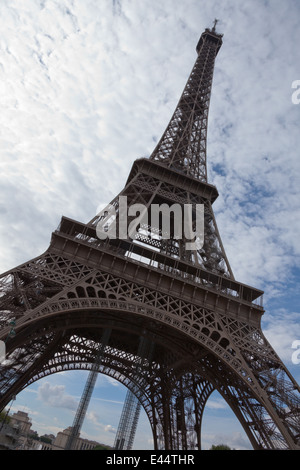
<box><xmin>196</xmin><ymin>19</ymin><xmax>223</xmax><ymax>55</ymax></box>
<box><xmin>149</xmin><ymin>22</ymin><xmax>223</xmax><ymax>182</ymax></box>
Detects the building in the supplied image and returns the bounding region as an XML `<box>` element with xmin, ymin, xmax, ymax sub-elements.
<box><xmin>1</xmin><ymin>410</ymin><xmax>103</xmax><ymax>450</ymax></box>
<box><xmin>0</xmin><ymin>422</ymin><xmax>20</xmax><ymax>450</ymax></box>
<box><xmin>0</xmin><ymin>410</ymin><xmax>42</xmax><ymax>450</ymax></box>
<box><xmin>9</xmin><ymin>411</ymin><xmax>32</xmax><ymax>435</ymax></box>
<box><xmin>40</xmin><ymin>427</ymin><xmax>101</xmax><ymax>450</ymax></box>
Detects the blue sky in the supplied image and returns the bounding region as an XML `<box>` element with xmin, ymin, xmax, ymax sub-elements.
<box><xmin>0</xmin><ymin>0</ymin><xmax>300</xmax><ymax>450</ymax></box>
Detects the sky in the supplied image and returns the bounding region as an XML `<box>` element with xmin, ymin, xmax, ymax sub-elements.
<box><xmin>0</xmin><ymin>0</ymin><xmax>300</xmax><ymax>451</ymax></box>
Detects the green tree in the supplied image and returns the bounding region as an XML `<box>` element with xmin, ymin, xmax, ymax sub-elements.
<box><xmin>210</xmin><ymin>444</ymin><xmax>231</xmax><ymax>450</ymax></box>
<box><xmin>93</xmin><ymin>444</ymin><xmax>112</xmax><ymax>450</ymax></box>
<box><xmin>0</xmin><ymin>410</ymin><xmax>11</xmax><ymax>424</ymax></box>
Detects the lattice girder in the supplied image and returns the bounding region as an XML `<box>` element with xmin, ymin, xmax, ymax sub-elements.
<box><xmin>150</xmin><ymin>28</ymin><xmax>223</xmax><ymax>181</ymax></box>
<box><xmin>89</xmin><ymin>158</ymin><xmax>233</xmax><ymax>277</ymax></box>
<box><xmin>1</xmin><ymin>249</ymin><xmax>299</xmax><ymax>449</ymax></box>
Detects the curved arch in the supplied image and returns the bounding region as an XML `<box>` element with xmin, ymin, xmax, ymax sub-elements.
<box><xmin>3</xmin><ymin>295</ymin><xmax>256</xmax><ymax>391</ymax></box>
<box><xmin>1</xmin><ymin>298</ymin><xmax>297</xmax><ymax>450</ymax></box>
<box><xmin>0</xmin><ymin>301</ymin><xmax>219</xmax><ymax>449</ymax></box>
<box><xmin>27</xmin><ymin>360</ymin><xmax>157</xmax><ymax>442</ymax></box>
<box><xmin>21</xmin><ymin>356</ymin><xmax>218</xmax><ymax>450</ymax></box>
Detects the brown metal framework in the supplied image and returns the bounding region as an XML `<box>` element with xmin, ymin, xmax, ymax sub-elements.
<box><xmin>0</xmin><ymin>24</ymin><xmax>299</xmax><ymax>450</ymax></box>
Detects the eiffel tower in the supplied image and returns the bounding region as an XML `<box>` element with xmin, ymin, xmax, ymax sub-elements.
<box><xmin>1</xmin><ymin>22</ymin><xmax>300</xmax><ymax>450</ymax></box>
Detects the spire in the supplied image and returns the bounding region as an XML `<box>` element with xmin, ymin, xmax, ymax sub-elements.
<box><xmin>149</xmin><ymin>25</ymin><xmax>223</xmax><ymax>182</ymax></box>
<box><xmin>212</xmin><ymin>18</ymin><xmax>219</xmax><ymax>33</ymax></box>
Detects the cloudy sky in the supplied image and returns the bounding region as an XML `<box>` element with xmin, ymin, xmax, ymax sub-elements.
<box><xmin>0</xmin><ymin>0</ymin><xmax>300</xmax><ymax>450</ymax></box>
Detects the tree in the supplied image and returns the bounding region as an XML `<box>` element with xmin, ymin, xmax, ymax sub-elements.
<box><xmin>0</xmin><ymin>410</ymin><xmax>11</xmax><ymax>424</ymax></box>
<box><xmin>93</xmin><ymin>444</ymin><xmax>112</xmax><ymax>450</ymax></box>
<box><xmin>210</xmin><ymin>444</ymin><xmax>231</xmax><ymax>450</ymax></box>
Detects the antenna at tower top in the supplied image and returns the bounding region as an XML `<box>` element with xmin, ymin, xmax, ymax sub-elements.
<box><xmin>212</xmin><ymin>18</ymin><xmax>219</xmax><ymax>33</ymax></box>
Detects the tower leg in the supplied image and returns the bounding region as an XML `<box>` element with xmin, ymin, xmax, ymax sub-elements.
<box><xmin>65</xmin><ymin>328</ymin><xmax>112</xmax><ymax>450</ymax></box>
<box><xmin>114</xmin><ymin>336</ymin><xmax>154</xmax><ymax>450</ymax></box>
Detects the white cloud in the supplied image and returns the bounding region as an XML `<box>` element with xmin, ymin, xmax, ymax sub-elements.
<box><xmin>205</xmin><ymin>399</ymin><xmax>229</xmax><ymax>410</ymax></box>
<box><xmin>37</xmin><ymin>381</ymin><xmax>78</xmax><ymax>410</ymax></box>
<box><xmin>11</xmin><ymin>404</ymin><xmax>39</xmax><ymax>417</ymax></box>
<box><xmin>263</xmin><ymin>310</ymin><xmax>300</xmax><ymax>364</ymax></box>
<box><xmin>104</xmin><ymin>424</ymin><xmax>116</xmax><ymax>434</ymax></box>
<box><xmin>203</xmin><ymin>431</ymin><xmax>252</xmax><ymax>450</ymax></box>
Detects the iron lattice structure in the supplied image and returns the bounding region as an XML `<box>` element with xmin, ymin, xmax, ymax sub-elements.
<box><xmin>0</xmin><ymin>24</ymin><xmax>300</xmax><ymax>450</ymax></box>
<box><xmin>114</xmin><ymin>336</ymin><xmax>154</xmax><ymax>450</ymax></box>
<box><xmin>64</xmin><ymin>328</ymin><xmax>112</xmax><ymax>450</ymax></box>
